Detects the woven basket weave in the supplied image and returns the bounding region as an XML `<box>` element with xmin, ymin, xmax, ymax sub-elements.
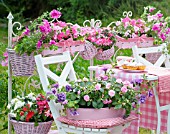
<box><xmin>10</xmin><ymin>119</ymin><xmax>53</xmax><ymax>134</ymax></box>
<box><xmin>80</xmin><ymin>41</ymin><xmax>97</xmax><ymax>60</ymax></box>
<box><xmin>145</xmin><ymin>52</ymin><xmax>162</xmax><ymax>64</ymax></box>
<box><xmin>95</xmin><ymin>47</ymin><xmax>114</xmax><ymax>60</ymax></box>
<box><xmin>7</xmin><ymin>49</ymin><xmax>35</xmax><ymax>76</ymax></box>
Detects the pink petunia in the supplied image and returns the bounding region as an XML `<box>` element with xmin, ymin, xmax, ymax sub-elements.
<box><xmin>84</xmin><ymin>95</ymin><xmax>90</xmax><ymax>102</ymax></box>
<box><xmin>95</xmin><ymin>83</ymin><xmax>101</xmax><ymax>90</ymax></box>
<box><xmin>49</xmin><ymin>40</ymin><xmax>56</xmax><ymax>45</ymax></box>
<box><xmin>116</xmin><ymin>79</ymin><xmax>122</xmax><ymax>84</ymax></box>
<box><xmin>149</xmin><ymin>7</ymin><xmax>156</xmax><ymax>12</ymax></box>
<box><xmin>50</xmin><ymin>9</ymin><xmax>62</xmax><ymax>19</ymax></box>
<box><xmin>123</xmin><ymin>80</ymin><xmax>131</xmax><ymax>86</ymax></box>
<box><xmin>108</xmin><ymin>90</ymin><xmax>115</xmax><ymax>97</ymax></box>
<box><xmin>106</xmin><ymin>83</ymin><xmax>111</xmax><ymax>89</ymax></box>
<box><xmin>23</xmin><ymin>27</ymin><xmax>30</xmax><ymax>36</ymax></box>
<box><xmin>36</xmin><ymin>41</ymin><xmax>42</xmax><ymax>49</ymax></box>
<box><xmin>3</xmin><ymin>52</ymin><xmax>8</xmax><ymax>57</ymax></box>
<box><xmin>121</xmin><ymin>86</ymin><xmax>128</xmax><ymax>93</ymax></box>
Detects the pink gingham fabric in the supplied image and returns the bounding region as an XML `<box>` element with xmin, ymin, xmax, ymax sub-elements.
<box><xmin>57</xmin><ymin>115</ymin><xmax>138</xmax><ymax>129</ymax></box>
<box><xmin>147</xmin><ymin>66</ymin><xmax>170</xmax><ymax>93</ymax></box>
<box><xmin>95</xmin><ymin>65</ymin><xmax>170</xmax><ymax>133</ymax></box>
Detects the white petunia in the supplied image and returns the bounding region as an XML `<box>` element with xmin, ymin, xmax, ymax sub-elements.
<box><xmin>7</xmin><ymin>104</ymin><xmax>11</xmax><ymax>109</ymax></box>
<box><xmin>28</xmin><ymin>101</ymin><xmax>33</xmax><ymax>107</ymax></box>
<box><xmin>14</xmin><ymin>101</ymin><xmax>25</xmax><ymax>110</ymax></box>
<box><xmin>11</xmin><ymin>98</ymin><xmax>19</xmax><ymax>105</ymax></box>
<box><xmin>27</xmin><ymin>93</ymin><xmax>36</xmax><ymax>101</ymax></box>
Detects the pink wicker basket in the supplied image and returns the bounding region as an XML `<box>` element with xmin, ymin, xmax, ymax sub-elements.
<box><xmin>7</xmin><ymin>49</ymin><xmax>35</xmax><ymax>76</ymax></box>
<box><xmin>80</xmin><ymin>41</ymin><xmax>97</xmax><ymax>60</ymax></box>
<box><xmin>145</xmin><ymin>52</ymin><xmax>162</xmax><ymax>64</ymax></box>
<box><xmin>95</xmin><ymin>47</ymin><xmax>114</xmax><ymax>60</ymax></box>
<box><xmin>10</xmin><ymin>119</ymin><xmax>53</xmax><ymax>134</ymax></box>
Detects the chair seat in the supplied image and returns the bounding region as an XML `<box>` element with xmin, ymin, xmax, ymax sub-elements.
<box><xmin>57</xmin><ymin>115</ymin><xmax>138</xmax><ymax>129</ymax></box>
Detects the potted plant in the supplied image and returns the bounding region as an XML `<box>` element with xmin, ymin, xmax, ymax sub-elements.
<box><xmin>7</xmin><ymin>93</ymin><xmax>53</xmax><ymax>134</ymax></box>
<box><xmin>5</xmin><ymin>9</ymin><xmax>87</xmax><ymax>76</ymax></box>
<box><xmin>47</xmin><ymin>68</ymin><xmax>152</xmax><ymax>121</ymax></box>
<box><xmin>85</xmin><ymin>27</ymin><xmax>116</xmax><ymax>60</ymax></box>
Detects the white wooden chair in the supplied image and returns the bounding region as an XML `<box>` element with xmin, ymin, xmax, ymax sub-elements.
<box><xmin>132</xmin><ymin>44</ymin><xmax>170</xmax><ymax>134</ymax></box>
<box><xmin>34</xmin><ymin>51</ymin><xmax>136</xmax><ymax>134</ymax></box>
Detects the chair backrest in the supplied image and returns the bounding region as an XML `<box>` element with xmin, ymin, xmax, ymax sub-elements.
<box><xmin>132</xmin><ymin>43</ymin><xmax>170</xmax><ymax>67</ymax></box>
<box><xmin>34</xmin><ymin>51</ymin><xmax>77</xmax><ymax>133</ymax></box>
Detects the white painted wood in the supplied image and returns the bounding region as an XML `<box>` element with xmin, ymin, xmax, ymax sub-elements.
<box><xmin>132</xmin><ymin>45</ymin><xmax>170</xmax><ymax>134</ymax></box>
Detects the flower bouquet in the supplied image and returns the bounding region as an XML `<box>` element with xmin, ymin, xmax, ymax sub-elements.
<box><xmin>8</xmin><ymin>93</ymin><xmax>53</xmax><ymax>134</ymax></box>
<box><xmin>86</xmin><ymin>27</ymin><xmax>116</xmax><ymax>60</ymax></box>
<box><xmin>47</xmin><ymin>68</ymin><xmax>152</xmax><ymax>121</ymax></box>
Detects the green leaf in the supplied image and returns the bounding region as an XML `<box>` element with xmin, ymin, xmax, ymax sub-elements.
<box><xmin>79</xmin><ymin>99</ymin><xmax>86</xmax><ymax>106</ymax></box>
<box><xmin>92</xmin><ymin>101</ymin><xmax>98</xmax><ymax>108</ymax></box>
<box><xmin>71</xmin><ymin>93</ymin><xmax>77</xmax><ymax>100</ymax></box>
<box><xmin>97</xmin><ymin>102</ymin><xmax>104</xmax><ymax>109</ymax></box>
<box><xmin>87</xmin><ymin>101</ymin><xmax>91</xmax><ymax>106</ymax></box>
<box><xmin>114</xmin><ymin>104</ymin><xmax>122</xmax><ymax>109</ymax></box>
<box><xmin>100</xmin><ymin>88</ymin><xmax>104</xmax><ymax>93</ymax></box>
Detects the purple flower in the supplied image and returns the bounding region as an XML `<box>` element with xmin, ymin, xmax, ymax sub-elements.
<box><xmin>139</xmin><ymin>95</ymin><xmax>146</xmax><ymax>103</ymax></box>
<box><xmin>131</xmin><ymin>79</ymin><xmax>143</xmax><ymax>85</ymax></box>
<box><xmin>102</xmin><ymin>67</ymin><xmax>108</xmax><ymax>72</ymax></box>
<box><xmin>157</xmin><ymin>13</ymin><xmax>163</xmax><ymax>18</ymax></box>
<box><xmin>102</xmin><ymin>75</ymin><xmax>108</xmax><ymax>81</ymax></box>
<box><xmin>65</xmin><ymin>85</ymin><xmax>72</xmax><ymax>92</ymax></box>
<box><xmin>53</xmin><ymin>83</ymin><xmax>59</xmax><ymax>89</ymax></box>
<box><xmin>50</xmin><ymin>9</ymin><xmax>62</xmax><ymax>19</ymax></box>
<box><xmin>39</xmin><ymin>25</ymin><xmax>46</xmax><ymax>33</ymax></box>
<box><xmin>69</xmin><ymin>109</ymin><xmax>79</xmax><ymax>116</ymax></box>
<box><xmin>51</xmin><ymin>88</ymin><xmax>57</xmax><ymax>95</ymax></box>
<box><xmin>57</xmin><ymin>92</ymin><xmax>66</xmax><ymax>102</ymax></box>
<box><xmin>148</xmin><ymin>90</ymin><xmax>153</xmax><ymax>97</ymax></box>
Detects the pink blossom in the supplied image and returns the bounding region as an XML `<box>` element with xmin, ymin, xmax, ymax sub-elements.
<box><xmin>57</xmin><ymin>21</ymin><xmax>67</xmax><ymax>27</ymax></box>
<box><xmin>160</xmin><ymin>33</ymin><xmax>166</xmax><ymax>41</ymax></box>
<box><xmin>122</xmin><ymin>17</ymin><xmax>131</xmax><ymax>24</ymax></box>
<box><xmin>152</xmin><ymin>23</ymin><xmax>161</xmax><ymax>32</ymax></box>
<box><xmin>116</xmin><ymin>79</ymin><xmax>122</xmax><ymax>83</ymax></box>
<box><xmin>130</xmin><ymin>19</ymin><xmax>136</xmax><ymax>26</ymax></box>
<box><xmin>103</xmin><ymin>99</ymin><xmax>112</xmax><ymax>104</ymax></box>
<box><xmin>157</xmin><ymin>13</ymin><xmax>163</xmax><ymax>19</ymax></box>
<box><xmin>50</xmin><ymin>9</ymin><xmax>62</xmax><ymax>19</ymax></box>
<box><xmin>116</xmin><ymin>21</ymin><xmax>121</xmax><ymax>26</ymax></box>
<box><xmin>106</xmin><ymin>83</ymin><xmax>111</xmax><ymax>89</ymax></box>
<box><xmin>123</xmin><ymin>80</ymin><xmax>131</xmax><ymax>86</ymax></box>
<box><xmin>49</xmin><ymin>40</ymin><xmax>56</xmax><ymax>45</ymax></box>
<box><xmin>121</xmin><ymin>86</ymin><xmax>128</xmax><ymax>93</ymax></box>
<box><xmin>108</xmin><ymin>90</ymin><xmax>115</xmax><ymax>97</ymax></box>
<box><xmin>149</xmin><ymin>7</ymin><xmax>156</xmax><ymax>12</ymax></box>
<box><xmin>95</xmin><ymin>83</ymin><xmax>101</xmax><ymax>90</ymax></box>
<box><xmin>62</xmin><ymin>100</ymin><xmax>68</xmax><ymax>105</ymax></box>
<box><xmin>77</xmin><ymin>90</ymin><xmax>81</xmax><ymax>95</ymax></box>
<box><xmin>23</xmin><ymin>27</ymin><xmax>30</xmax><ymax>36</ymax></box>
<box><xmin>1</xmin><ymin>60</ymin><xmax>8</xmax><ymax>66</ymax></box>
<box><xmin>102</xmin><ymin>75</ymin><xmax>108</xmax><ymax>81</ymax></box>
<box><xmin>3</xmin><ymin>52</ymin><xmax>8</xmax><ymax>57</ymax></box>
<box><xmin>84</xmin><ymin>95</ymin><xmax>90</xmax><ymax>102</ymax></box>
<box><xmin>36</xmin><ymin>41</ymin><xmax>42</xmax><ymax>49</ymax></box>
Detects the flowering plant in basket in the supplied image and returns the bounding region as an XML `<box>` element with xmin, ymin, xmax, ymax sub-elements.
<box><xmin>7</xmin><ymin>93</ymin><xmax>53</xmax><ymax>126</ymax></box>
<box><xmin>86</xmin><ymin>27</ymin><xmax>116</xmax><ymax>52</ymax></box>
<box><xmin>47</xmin><ymin>68</ymin><xmax>153</xmax><ymax>118</ymax></box>
<box><xmin>141</xmin><ymin>6</ymin><xmax>170</xmax><ymax>45</ymax></box>
<box><xmin>13</xmin><ymin>9</ymin><xmax>87</xmax><ymax>56</ymax></box>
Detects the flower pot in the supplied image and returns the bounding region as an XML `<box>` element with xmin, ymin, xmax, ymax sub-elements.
<box><xmin>116</xmin><ymin>36</ymin><xmax>154</xmax><ymax>49</ymax></box>
<box><xmin>7</xmin><ymin>49</ymin><xmax>35</xmax><ymax>76</ymax></box>
<box><xmin>66</xmin><ymin>107</ymin><xmax>125</xmax><ymax>120</ymax></box>
<box><xmin>10</xmin><ymin>119</ymin><xmax>53</xmax><ymax>134</ymax></box>
<box><xmin>80</xmin><ymin>40</ymin><xmax>97</xmax><ymax>60</ymax></box>
<box><xmin>95</xmin><ymin>46</ymin><xmax>114</xmax><ymax>60</ymax></box>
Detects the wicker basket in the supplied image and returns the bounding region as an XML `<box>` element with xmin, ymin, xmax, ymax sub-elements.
<box><xmin>7</xmin><ymin>49</ymin><xmax>35</xmax><ymax>76</ymax></box>
<box><xmin>95</xmin><ymin>47</ymin><xmax>114</xmax><ymax>60</ymax></box>
<box><xmin>10</xmin><ymin>119</ymin><xmax>53</xmax><ymax>134</ymax></box>
<box><xmin>145</xmin><ymin>52</ymin><xmax>162</xmax><ymax>64</ymax></box>
<box><xmin>80</xmin><ymin>41</ymin><xmax>97</xmax><ymax>60</ymax></box>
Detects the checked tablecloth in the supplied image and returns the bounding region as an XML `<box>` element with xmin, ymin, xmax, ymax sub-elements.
<box><xmin>95</xmin><ymin>66</ymin><xmax>170</xmax><ymax>134</ymax></box>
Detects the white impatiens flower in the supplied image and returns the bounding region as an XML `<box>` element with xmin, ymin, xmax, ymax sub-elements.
<box><xmin>28</xmin><ymin>101</ymin><xmax>33</xmax><ymax>107</ymax></box>
<box><xmin>14</xmin><ymin>101</ymin><xmax>25</xmax><ymax>110</ymax></box>
<box><xmin>27</xmin><ymin>93</ymin><xmax>36</xmax><ymax>101</ymax></box>
<box><xmin>7</xmin><ymin>104</ymin><xmax>11</xmax><ymax>109</ymax></box>
<box><xmin>11</xmin><ymin>98</ymin><xmax>19</xmax><ymax>105</ymax></box>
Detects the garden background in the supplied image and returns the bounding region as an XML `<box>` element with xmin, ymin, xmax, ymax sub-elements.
<box><xmin>0</xmin><ymin>0</ymin><xmax>170</xmax><ymax>133</ymax></box>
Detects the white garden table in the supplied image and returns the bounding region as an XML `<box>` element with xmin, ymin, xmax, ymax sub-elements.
<box><xmin>89</xmin><ymin>65</ymin><xmax>170</xmax><ymax>134</ymax></box>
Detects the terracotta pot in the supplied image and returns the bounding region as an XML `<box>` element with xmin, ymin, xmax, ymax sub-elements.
<box><xmin>10</xmin><ymin>119</ymin><xmax>53</xmax><ymax>134</ymax></box>
<box><xmin>66</xmin><ymin>107</ymin><xmax>125</xmax><ymax>120</ymax></box>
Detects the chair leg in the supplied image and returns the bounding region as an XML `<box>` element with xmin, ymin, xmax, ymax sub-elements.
<box><xmin>156</xmin><ymin>110</ymin><xmax>161</xmax><ymax>134</ymax></box>
<box><xmin>167</xmin><ymin>108</ymin><xmax>170</xmax><ymax>134</ymax></box>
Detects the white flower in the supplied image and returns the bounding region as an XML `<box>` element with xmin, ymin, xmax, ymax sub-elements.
<box><xmin>14</xmin><ymin>101</ymin><xmax>25</xmax><ymax>110</ymax></box>
<box><xmin>116</xmin><ymin>21</ymin><xmax>121</xmax><ymax>26</ymax></box>
<box><xmin>28</xmin><ymin>101</ymin><xmax>33</xmax><ymax>107</ymax></box>
<box><xmin>83</xmin><ymin>77</ymin><xmax>89</xmax><ymax>82</ymax></box>
<box><xmin>11</xmin><ymin>98</ymin><xmax>19</xmax><ymax>105</ymax></box>
<box><xmin>7</xmin><ymin>104</ymin><xmax>11</xmax><ymax>109</ymax></box>
<box><xmin>27</xmin><ymin>93</ymin><xmax>36</xmax><ymax>101</ymax></box>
